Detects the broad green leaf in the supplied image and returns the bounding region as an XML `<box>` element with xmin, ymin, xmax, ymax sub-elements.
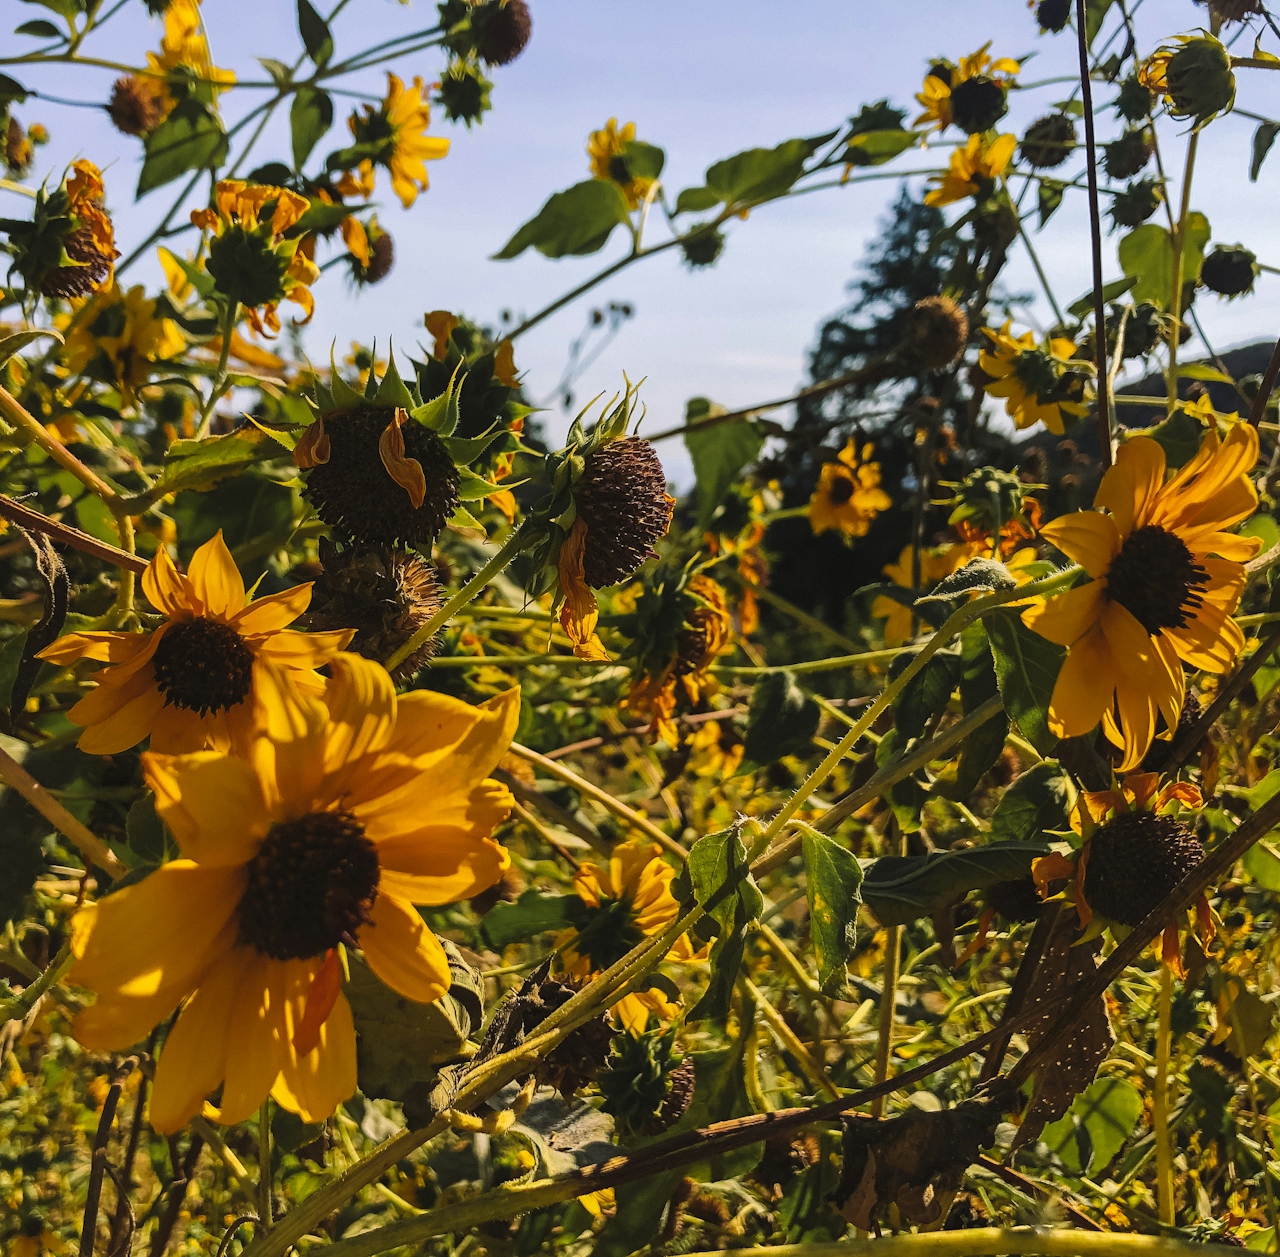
<box><xmin>895</xmin><ymin>642</ymin><xmax>964</xmax><ymax>741</ymax></box>
<box><xmin>16</xmin><ymin>20</ymin><xmax>61</xmax><ymax>38</ymax></box>
<box><xmin>1136</xmin><ymin>410</ymin><xmax>1202</xmax><ymax>470</ymax></box>
<box><xmin>674</xmin><ymin>133</ymin><xmax>834</xmax><ymax>213</ymax></box>
<box><xmin>0</xmin><ymin>327</ymin><xmax>62</xmax><ymax>368</ymax></box>
<box><xmin>621</xmin><ymin>139</ymin><xmax>665</xmax><ymax>181</ymax></box>
<box><xmin>1066</xmin><ymin>275</ymin><xmax>1138</xmax><ymax>320</ymax></box>
<box><xmin>157</xmin><ymin>247</ymin><xmax>215</xmax><ymax>300</ymax></box>
<box><xmin>1177</xmin><ymin>362</ymin><xmax>1234</xmax><ymax>384</ymax></box>
<box><xmin>801</xmin><ymin>826</ymin><xmax>864</xmax><ymax>995</ymax></box>
<box><xmin>494</xmin><ymin>179</ymin><xmax>632</xmax><ymax>260</ymax></box>
<box><xmin>684</xmin><ymin>404</ymin><xmax>763</xmax><ymax>529</ymax></box>
<box><xmin>1212</xmin><ymin>973</ymin><xmax>1275</xmax><ymax>1059</ymax></box>
<box><xmin>1041</xmin><ymin>1076</ymin><xmax>1143</xmax><ymax>1174</ymax></box>
<box><xmin>1038</xmin><ymin>178</ymin><xmax>1065</xmax><ymax>228</ymax></box>
<box><xmin>918</xmin><ymin>557</ymin><xmax>1016</xmax><ymax>603</ymax></box>
<box><xmin>1243</xmin><ymin>839</ymin><xmax>1280</xmax><ymax>891</ymax></box>
<box><xmin>481</xmin><ymin>888</ymin><xmax>576</xmax><ymax>949</ymax></box>
<box><xmin>1085</xmin><ymin>0</ymin><xmax>1115</xmax><ymax>44</ymax></box>
<box><xmin>74</xmin><ymin>491</ymin><xmax>117</xmax><ymax>545</ymax></box>
<box><xmin>297</xmin><ymin>0</ymin><xmax>333</xmax><ymax>66</ymax></box>
<box><xmin>952</xmin><ymin>623</ymin><xmax>1008</xmax><ymax>798</ymax></box>
<box><xmin>844</xmin><ymin>129</ymin><xmax>917</xmax><ymax>167</ymax></box>
<box><xmin>986</xmin><ymin>607</ymin><xmax>1064</xmax><ymax>755</ymax></box>
<box><xmin>1251</xmin><ymin>121</ymin><xmax>1280</xmax><ymax>182</ymax></box>
<box><xmin>861</xmin><ymin>841</ymin><xmax>1049</xmax><ymax>928</ymax></box>
<box><xmin>1117</xmin><ymin>213</ymin><xmax>1211</xmax><ymax>308</ymax></box>
<box><xmin>138</xmin><ymin>97</ymin><xmax>228</xmax><ymax>196</ymax></box>
<box><xmin>988</xmin><ymin>760</ymin><xmax>1071</xmax><ymax>843</ymax></box>
<box><xmin>125</xmin><ymin>793</ymin><xmax>171</xmax><ymax>866</ymax></box>
<box><xmin>153</xmin><ymin>428</ymin><xmax>276</xmax><ymax>496</ymax></box>
<box><xmin>290</xmin><ymin>86</ymin><xmax>333</xmax><ymax>169</ymax></box>
<box><xmin>741</xmin><ymin>671</ymin><xmax>819</xmax><ymax>768</ymax></box>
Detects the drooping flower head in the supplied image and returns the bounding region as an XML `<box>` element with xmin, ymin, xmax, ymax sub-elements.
<box><xmin>191</xmin><ymin>181</ymin><xmax>318</xmax><ymax>336</ymax></box>
<box><xmin>940</xmin><ymin>465</ymin><xmax>1044</xmax><ymax>558</ymax></box>
<box><xmin>558</xmin><ymin>841</ymin><xmax>702</xmax><ymax>1034</ymax></box>
<box><xmin>336</xmin><ymin>73</ymin><xmax>449</xmax><ymax>209</ymax></box>
<box><xmin>1139</xmin><ymin>34</ymin><xmax>1236</xmax><ymax>129</ymax></box>
<box><xmin>588</xmin><ymin>118</ymin><xmax>656</xmax><ymax>210</ymax></box>
<box><xmin>67</xmin><ymin>654</ymin><xmax>518</xmax><ymax>1131</ymax></box>
<box><xmin>808</xmin><ymin>439</ymin><xmax>892</xmax><ymax>538</ymax></box>
<box><xmin>1022</xmin><ymin>424</ymin><xmax>1261</xmax><ymax>770</ymax></box>
<box><xmin>924</xmin><ymin>133</ymin><xmax>1017</xmax><ymax>207</ymax></box>
<box><xmin>914</xmin><ymin>43</ymin><xmax>1020</xmax><ymax>134</ymax></box>
<box><xmin>36</xmin><ymin>532</ymin><xmax>353</xmax><ymax>755</ymax></box>
<box><xmin>978</xmin><ymin>321</ymin><xmax>1091</xmax><ymax>434</ymax></box>
<box><xmin>1031</xmin><ymin>772</ymin><xmax>1210</xmax><ymax>974</ymax></box>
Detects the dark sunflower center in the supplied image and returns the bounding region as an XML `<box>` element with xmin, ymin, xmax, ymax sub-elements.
<box><xmin>827</xmin><ymin>473</ymin><xmax>855</xmax><ymax>506</ymax></box>
<box><xmin>1105</xmin><ymin>523</ymin><xmax>1210</xmax><ymax>635</ymax></box>
<box><xmin>237</xmin><ymin>810</ymin><xmax>380</xmax><ymax>960</ymax></box>
<box><xmin>566</xmin><ymin>895</ymin><xmax>645</xmax><ymax>971</ymax></box>
<box><xmin>151</xmin><ymin>618</ymin><xmax>255</xmax><ymax>715</ymax></box>
<box><xmin>1011</xmin><ymin>347</ymin><xmax>1060</xmax><ymax>399</ymax></box>
<box><xmin>1083</xmin><ymin>810</ymin><xmax>1204</xmax><ymax>927</ymax></box>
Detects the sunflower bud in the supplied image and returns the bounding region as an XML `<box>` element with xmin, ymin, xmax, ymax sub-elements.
<box><xmin>1200</xmin><ymin>244</ymin><xmax>1257</xmax><ymax>297</ymax></box>
<box><xmin>1114</xmin><ymin>73</ymin><xmax>1153</xmax><ymax>122</ymax></box>
<box><xmin>108</xmin><ymin>76</ymin><xmax>161</xmax><ymax>136</ymax></box>
<box><xmin>1035</xmin><ymin>0</ymin><xmax>1071</xmax><ymax>31</ymax></box>
<box><xmin>1019</xmin><ymin>113</ymin><xmax>1077</xmax><ymax>169</ymax></box>
<box><xmin>1084</xmin><ymin>810</ymin><xmax>1204</xmax><ymax>927</ymax></box>
<box><xmin>680</xmin><ymin>223</ymin><xmax>725</xmax><ymax>269</ymax></box>
<box><xmin>1103</xmin><ymin>128</ymin><xmax>1153</xmax><ymax>180</ymax></box>
<box><xmin>1146</xmin><ymin>35</ymin><xmax>1236</xmax><ymax>128</ymax></box>
<box><xmin>1109</xmin><ymin>178</ymin><xmax>1164</xmax><ymax>229</ymax></box>
<box><xmin>300</xmin><ymin>404</ymin><xmax>460</xmax><ymax>548</ymax></box>
<box><xmin>903</xmin><ymin>295</ymin><xmax>969</xmax><ymax>369</ymax></box>
<box><xmin>949</xmin><ymin>75</ymin><xmax>1008</xmax><ymax>134</ymax></box>
<box><xmin>574</xmin><ymin>437</ymin><xmax>675</xmax><ymax>588</ymax></box>
<box><xmin>1193</xmin><ymin>0</ymin><xmax>1265</xmax><ymax>23</ymax></box>
<box><xmin>303</xmin><ymin>541</ymin><xmax>444</xmax><ymax>680</ymax></box>
<box><xmin>436</xmin><ymin>57</ymin><xmax>493</xmax><ymax>126</ymax></box>
<box><xmin>599</xmin><ymin>1024</ymin><xmax>694</xmax><ymax>1139</ymax></box>
<box><xmin>479</xmin><ymin>0</ymin><xmax>532</xmax><ymax>65</ymax></box>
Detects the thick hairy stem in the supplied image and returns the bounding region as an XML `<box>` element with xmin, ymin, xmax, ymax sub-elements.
<box><xmin>0</xmin><ymin>495</ymin><xmax>148</xmax><ymax>575</ymax></box>
<box><xmin>0</xmin><ymin>384</ymin><xmax>120</xmax><ymax>504</ymax></box>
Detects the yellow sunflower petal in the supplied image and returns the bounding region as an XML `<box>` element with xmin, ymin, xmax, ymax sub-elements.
<box><xmin>377</xmin><ymin>831</ymin><xmax>511</xmax><ymax>906</ymax></box>
<box><xmin>185</xmin><ymin>530</ymin><xmax>246</xmax><ymax>619</ymax></box>
<box><xmin>73</xmin><ymin>682</ymin><xmax>167</xmax><ymax>755</ymax></box>
<box><xmin>1039</xmin><ymin>510</ymin><xmax>1121</xmax><ymax>578</ymax></box>
<box><xmin>272</xmin><ymin>963</ymin><xmax>356</xmax><ymax>1124</ymax></box>
<box><xmin>216</xmin><ymin>954</ymin><xmax>291</xmax><ymax>1127</ymax></box>
<box><xmin>231</xmin><ymin>583</ymin><xmax>313</xmax><ymax>634</ymax></box>
<box><xmin>255</xmin><ymin>628</ymin><xmax>355</xmax><ymax>669</ymax></box>
<box><xmin>36</xmin><ymin>629</ymin><xmax>151</xmax><ymax>666</ymax></box>
<box><xmin>141</xmin><ymin>544</ymin><xmax>192</xmax><ymax>619</ymax></box>
<box><xmin>1098</xmin><ymin>436</ymin><xmax>1166</xmax><ymax>534</ymax></box>
<box><xmin>143</xmin><ymin>750</ymin><xmax>269</xmax><ymax>866</ymax></box>
<box><xmin>1021</xmin><ymin>579</ymin><xmax>1105</xmax><ymax>647</ymax></box>
<box><xmin>1047</xmin><ymin>622</ymin><xmax>1117</xmax><ymax>738</ymax></box>
<box><xmin>558</xmin><ymin>516</ymin><xmax>610</xmax><ymax>661</ymax></box>
<box><xmin>359</xmin><ymin>894</ymin><xmax>452</xmax><ymax>1003</ymax></box>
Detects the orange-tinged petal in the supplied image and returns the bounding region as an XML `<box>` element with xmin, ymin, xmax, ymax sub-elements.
<box><xmin>425</xmin><ymin>310</ymin><xmax>458</xmax><ymax>360</ymax></box>
<box><xmin>378</xmin><ymin>410</ymin><xmax>427</xmax><ymax>507</ymax></box>
<box><xmin>294</xmin><ymin>414</ymin><xmax>330</xmax><ymax>469</ymax></box>
<box><xmin>1021</xmin><ymin>579</ymin><xmax>1104</xmax><ymax>646</ymax></box>
<box><xmin>294</xmin><ymin>948</ymin><xmax>344</xmax><ymax>1055</ymax></box>
<box><xmin>557</xmin><ymin>516</ymin><xmax>609</xmax><ymax>661</ymax></box>
<box><xmin>1038</xmin><ymin>511</ymin><xmax>1120</xmax><ymax>578</ymax></box>
<box><xmin>272</xmin><ymin>961</ymin><xmax>356</xmax><ymax>1123</ymax></box>
<box><xmin>1031</xmin><ymin>850</ymin><xmax>1077</xmax><ymax>901</ymax></box>
<box><xmin>359</xmin><ymin>894</ymin><xmax>452</xmax><ymax>1003</ymax></box>
<box><xmin>37</xmin><ymin>629</ymin><xmax>151</xmax><ymax>666</ymax></box>
<box><xmin>186</xmin><ymin>530</ymin><xmax>246</xmax><ymax>619</ymax></box>
<box><xmin>341</xmin><ymin>216</ymin><xmax>370</xmax><ymax>266</ymax></box>
<box><xmin>143</xmin><ymin>750</ymin><xmax>269</xmax><ymax>865</ymax></box>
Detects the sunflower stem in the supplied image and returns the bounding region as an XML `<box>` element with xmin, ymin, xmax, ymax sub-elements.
<box><xmin>1154</xmin><ymin>963</ymin><xmax>1174</xmax><ymax>1225</ymax></box>
<box><xmin>871</xmin><ymin>825</ymin><xmax>906</xmax><ymax>1119</ymax></box>
<box><xmin>257</xmin><ymin>1101</ymin><xmax>273</xmax><ymax>1229</ymax></box>
<box><xmin>1165</xmin><ymin>130</ymin><xmax>1200</xmax><ymax>417</ymax></box>
<box><xmin>198</xmin><ymin>301</ymin><xmax>240</xmax><ymax>440</ymax></box>
<box><xmin>384</xmin><ymin>527</ymin><xmax>526</xmax><ymax>673</ymax></box>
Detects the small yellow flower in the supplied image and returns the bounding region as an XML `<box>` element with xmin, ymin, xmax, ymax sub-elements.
<box><xmin>871</xmin><ymin>542</ymin><xmax>983</xmax><ymax>646</ymax></box>
<box><xmin>68</xmin><ymin>654</ymin><xmax>518</xmax><ymax>1132</ymax></box>
<box><xmin>914</xmin><ymin>43</ymin><xmax>1020</xmax><ymax>133</ymax></box>
<box><xmin>341</xmin><ymin>73</ymin><xmax>450</xmax><ymax>209</ymax></box>
<box><xmin>924</xmin><ymin>133</ymin><xmax>1017</xmax><ymax>207</ymax></box>
<box><xmin>134</xmin><ymin>0</ymin><xmax>235</xmax><ymax>121</ymax></box>
<box><xmin>808</xmin><ymin>439</ymin><xmax>892</xmax><ymax>537</ymax></box>
<box><xmin>37</xmin><ymin>532</ymin><xmax>353</xmax><ymax>755</ymax></box>
<box><xmin>978</xmin><ymin>320</ymin><xmax>1090</xmax><ymax>435</ymax></box>
<box><xmin>559</xmin><ymin>841</ymin><xmax>702</xmax><ymax>1034</ymax></box>
<box><xmin>588</xmin><ymin>118</ymin><xmax>653</xmax><ymax>210</ymax></box>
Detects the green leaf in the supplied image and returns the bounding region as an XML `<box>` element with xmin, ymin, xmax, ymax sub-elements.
<box><xmin>986</xmin><ymin>607</ymin><xmax>1064</xmax><ymax>755</ymax></box>
<box><xmin>1139</xmin><ymin>411</ymin><xmax>1203</xmax><ymax>470</ymax></box>
<box><xmin>290</xmin><ymin>86</ymin><xmax>333</xmax><ymax>170</ymax></box>
<box><xmin>297</xmin><ymin>0</ymin><xmax>333</xmax><ymax>66</ymax></box>
<box><xmin>951</xmin><ymin>623</ymin><xmax>1008</xmax><ymax>798</ymax></box>
<box><xmin>801</xmin><ymin>826</ymin><xmax>864</xmax><ymax>995</ymax></box>
<box><xmin>1085</xmin><ymin>0</ymin><xmax>1115</xmax><ymax>44</ymax></box>
<box><xmin>0</xmin><ymin>632</ymin><xmax>28</xmax><ymax>717</ymax></box>
<box><xmin>1118</xmin><ymin>213</ymin><xmax>1211</xmax><ymax>308</ymax></box>
<box><xmin>481</xmin><ymin>888</ymin><xmax>576</xmax><ymax>949</ymax></box>
<box><xmin>621</xmin><ymin>139</ymin><xmax>665</xmax><ymax>181</ymax></box>
<box><xmin>1251</xmin><ymin>121</ymin><xmax>1280</xmax><ymax>182</ymax></box>
<box><xmin>0</xmin><ymin>75</ymin><xmax>30</xmax><ymax>105</ymax></box>
<box><xmin>1038</xmin><ymin>178</ymin><xmax>1065</xmax><ymax>229</ymax></box>
<box><xmin>345</xmin><ymin>944</ymin><xmax>481</xmax><ymax>1102</ymax></box>
<box><xmin>742</xmin><ymin>671</ymin><xmax>819</xmax><ymax>769</ymax></box>
<box><xmin>1177</xmin><ymin>362</ymin><xmax>1234</xmax><ymax>384</ymax></box>
<box><xmin>895</xmin><ymin>643</ymin><xmax>964</xmax><ymax>741</ymax></box>
<box><xmin>684</xmin><ymin>404</ymin><xmax>763</xmax><ymax>530</ymax></box>
<box><xmin>1041</xmin><ymin>1076</ymin><xmax>1143</xmax><ymax>1174</ymax></box>
<box><xmin>494</xmin><ymin>179</ymin><xmax>632</xmax><ymax>260</ymax></box>
<box><xmin>844</xmin><ymin>129</ymin><xmax>917</xmax><ymax>168</ymax></box>
<box><xmin>673</xmin><ymin>185</ymin><xmax>720</xmax><ymax>214</ymax></box>
<box><xmin>988</xmin><ymin>760</ymin><xmax>1071</xmax><ymax>843</ymax></box>
<box><xmin>674</xmin><ymin>133</ymin><xmax>834</xmax><ymax>213</ymax></box>
<box><xmin>125</xmin><ymin>793</ymin><xmax>170</xmax><ymax>866</ymax></box>
<box><xmin>138</xmin><ymin>97</ymin><xmax>228</xmax><ymax>196</ymax></box>
<box><xmin>157</xmin><ymin>247</ymin><xmax>215</xmax><ymax>300</ymax></box>
<box><xmin>16</xmin><ymin>19</ymin><xmax>62</xmax><ymax>37</ymax></box>
<box><xmin>1243</xmin><ymin>839</ymin><xmax>1280</xmax><ymax>891</ymax></box>
<box><xmin>154</xmin><ymin>428</ymin><xmax>276</xmax><ymax>496</ymax></box>
<box><xmin>681</xmin><ymin>822</ymin><xmax>763</xmax><ymax>1022</ymax></box>
<box><xmin>919</xmin><ymin>557</ymin><xmax>1016</xmax><ymax>603</ymax></box>
<box><xmin>0</xmin><ymin>327</ymin><xmax>62</xmax><ymax>368</ymax></box>
<box><xmin>1066</xmin><ymin>275</ymin><xmax>1138</xmax><ymax>320</ymax></box>
<box><xmin>861</xmin><ymin>841</ymin><xmax>1050</xmax><ymax>928</ymax></box>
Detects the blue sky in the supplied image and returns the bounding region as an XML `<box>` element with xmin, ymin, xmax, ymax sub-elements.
<box><xmin>6</xmin><ymin>0</ymin><xmax>1280</xmax><ymax>486</ymax></box>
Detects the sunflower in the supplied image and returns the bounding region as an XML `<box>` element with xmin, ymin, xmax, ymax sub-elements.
<box><xmin>61</xmin><ymin>283</ymin><xmax>184</xmax><ymax>406</ymax></box>
<box><xmin>870</xmin><ymin>541</ymin><xmax>983</xmax><ymax>646</ymax></box>
<box><xmin>36</xmin><ymin>532</ymin><xmax>354</xmax><ymax>756</ymax></box>
<box><xmin>67</xmin><ymin>654</ymin><xmax>518</xmax><ymax>1132</ymax></box>
<box><xmin>914</xmin><ymin>43</ymin><xmax>1021</xmax><ymax>134</ymax></box>
<box><xmin>191</xmin><ymin>181</ymin><xmax>318</xmax><ymax>337</ymax></box>
<box><xmin>978</xmin><ymin>321</ymin><xmax>1091</xmax><ymax>434</ymax></box>
<box><xmin>135</xmin><ymin>0</ymin><xmax>235</xmax><ymax>120</ymax></box>
<box><xmin>1022</xmin><ymin>424</ymin><xmax>1260</xmax><ymax>770</ymax></box>
<box><xmin>1031</xmin><ymin>772</ymin><xmax>1211</xmax><ymax>974</ymax></box>
<box><xmin>924</xmin><ymin>133</ymin><xmax>1017</xmax><ymax>208</ymax></box>
<box><xmin>558</xmin><ymin>841</ymin><xmax>702</xmax><ymax>1035</ymax></box>
<box><xmin>587</xmin><ymin>118</ymin><xmax>654</xmax><ymax>210</ymax></box>
<box><xmin>808</xmin><ymin>439</ymin><xmax>893</xmax><ymax>538</ymax></box>
<box><xmin>339</xmin><ymin>73</ymin><xmax>450</xmax><ymax>209</ymax></box>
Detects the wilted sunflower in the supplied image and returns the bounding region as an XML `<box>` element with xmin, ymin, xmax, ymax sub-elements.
<box><xmin>588</xmin><ymin>118</ymin><xmax>655</xmax><ymax>210</ymax></box>
<box><xmin>191</xmin><ymin>181</ymin><xmax>318</xmax><ymax>336</ymax></box>
<box><xmin>924</xmin><ymin>133</ymin><xmax>1016</xmax><ymax>207</ymax></box>
<box><xmin>60</xmin><ymin>283</ymin><xmax>184</xmax><ymax>406</ymax></box>
<box><xmin>978</xmin><ymin>321</ymin><xmax>1091</xmax><ymax>434</ymax></box>
<box><xmin>808</xmin><ymin>438</ymin><xmax>892</xmax><ymax>538</ymax></box>
<box><xmin>913</xmin><ymin>43</ymin><xmax>1020</xmax><ymax>134</ymax></box>
<box><xmin>557</xmin><ymin>841</ymin><xmax>703</xmax><ymax>1035</ymax></box>
<box><xmin>337</xmin><ymin>73</ymin><xmax>450</xmax><ymax>209</ymax></box>
<box><xmin>37</xmin><ymin>532</ymin><xmax>353</xmax><ymax>755</ymax></box>
<box><xmin>68</xmin><ymin>655</ymin><xmax>518</xmax><ymax>1131</ymax></box>
<box><xmin>1022</xmin><ymin>424</ymin><xmax>1260</xmax><ymax>770</ymax></box>
<box><xmin>1032</xmin><ymin>772</ymin><xmax>1210</xmax><ymax>974</ymax></box>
